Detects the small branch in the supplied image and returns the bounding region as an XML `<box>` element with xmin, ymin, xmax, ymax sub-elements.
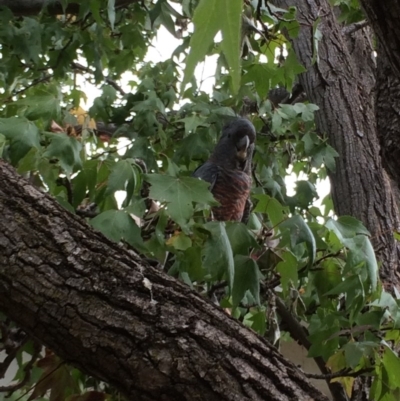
<box><xmin>207</xmin><ymin>281</ymin><xmax>227</xmax><ymax>298</ymax></box>
<box><xmin>342</xmin><ymin>20</ymin><xmax>369</xmax><ymax>36</ymax></box>
<box><xmin>71</xmin><ymin>62</ymin><xmax>126</xmax><ymax>96</ymax></box>
<box><xmin>76</xmin><ymin>203</ymin><xmax>98</xmax><ymax>218</ymax></box>
<box><xmin>70</xmin><ymin>61</ymin><xmax>91</xmax><ymax>73</ymax></box>
<box><xmin>314</xmin><ymin>251</ymin><xmax>342</xmax><ymax>265</ymax></box>
<box><xmin>56</xmin><ymin>177</ymin><xmax>73</xmax><ymax>205</ymax></box>
<box><xmin>305</xmin><ymin>367</ymin><xmax>373</xmax><ymax>380</ymax></box>
<box><xmin>273</xmin><ymin>294</ymin><xmax>349</xmax><ymax>401</ymax></box>
<box><xmin>6</xmin><ymin>75</ymin><xmax>52</xmax><ymax>101</ymax></box>
<box><xmin>256</xmin><ymin>0</ymin><xmax>262</xmax><ymax>20</ymax></box>
<box><xmin>52</xmin><ymin>36</ymin><xmax>73</xmax><ymax>71</ymax></box>
<box><xmin>89</xmin><ymin>139</ymin><xmax>135</xmax><ymax>160</ymax></box>
<box><xmin>105</xmin><ymin>78</ymin><xmax>126</xmax><ymax>96</ymax></box>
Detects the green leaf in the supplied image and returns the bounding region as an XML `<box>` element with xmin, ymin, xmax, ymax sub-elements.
<box><xmin>232</xmin><ymin>255</ymin><xmax>261</xmax><ymax>308</ymax></box>
<box><xmin>326</xmin><ymin>217</ymin><xmax>377</xmax><ymax>291</ymax></box>
<box><xmin>90</xmin><ymin>210</ymin><xmax>144</xmax><ymax>251</ymax></box>
<box><xmin>280</xmin><ymin>215</ymin><xmax>316</xmax><ymax>267</ymax></box>
<box><xmin>180</xmin><ymin>114</ymin><xmax>206</xmax><ymax>135</ymax></box>
<box><xmin>89</xmin><ymin>0</ymin><xmax>102</xmax><ymax>23</ymax></box>
<box><xmin>0</xmin><ymin>133</ymin><xmax>5</xmax><ymax>158</ymax></box>
<box><xmin>171</xmin><ymin>246</ymin><xmax>205</xmax><ymax>282</ymax></box>
<box><xmin>149</xmin><ymin>0</ymin><xmax>164</xmax><ymax>26</ymax></box>
<box><xmin>346</xmin><ymin>236</ymin><xmax>378</xmax><ymax>292</ymax></box>
<box><xmin>203</xmin><ymin>221</ymin><xmax>234</xmax><ymax>289</ymax></box>
<box><xmin>219</xmin><ymin>0</ymin><xmax>242</xmax><ymax>93</ymax></box>
<box><xmin>182</xmin><ymin>0</ymin><xmax>220</xmax><ymax>91</ymax></box>
<box><xmin>276</xmin><ymin>251</ymin><xmax>298</xmax><ymax>292</ymax></box>
<box><xmin>326</xmin><ymin>216</ymin><xmax>371</xmax><ymax>239</ymax></box>
<box><xmin>225</xmin><ymin>221</ymin><xmax>259</xmax><ymax>254</ymax></box>
<box><xmin>144</xmin><ymin>174</ymin><xmax>218</xmax><ymax>226</ymax></box>
<box><xmin>17</xmin><ymin>147</ymin><xmax>39</xmax><ymax>174</ymax></box>
<box><xmin>15</xmin><ymin>90</ymin><xmax>61</xmax><ymax>121</ymax></box>
<box><xmin>107</xmin><ymin>160</ymin><xmax>141</xmax><ymax>206</ymax></box>
<box><xmin>253</xmin><ymin>194</ymin><xmax>287</xmax><ymax>226</ymax></box>
<box><xmin>242</xmin><ymin>64</ymin><xmax>272</xmax><ymax>98</ymax></box>
<box><xmin>272</xmin><ymin>110</ymin><xmax>282</xmax><ymax>132</ymax></box>
<box><xmin>295</xmin><ymin>180</ymin><xmax>318</xmax><ymax>209</ymax></box>
<box><xmin>313</xmin><ymin>259</ymin><xmax>343</xmax><ymax>301</ymax></box>
<box><xmin>247</xmin><ymin>309</ymin><xmax>267</xmax><ymax>335</ymax></box>
<box><xmin>160</xmin><ymin>2</ymin><xmax>177</xmax><ymax>37</ymax></box>
<box><xmin>166</xmin><ymin>232</ymin><xmax>192</xmax><ymax>251</ymax></box>
<box><xmin>108</xmin><ymin>0</ymin><xmax>116</xmax><ymax>30</ymax></box>
<box><xmin>43</xmin><ymin>134</ymin><xmax>82</xmax><ymax>175</ymax></box>
<box><xmin>0</xmin><ymin>117</ymin><xmax>40</xmax><ymax>164</ymax></box>
<box><xmin>282</xmin><ymin>51</ymin><xmax>306</xmax><ymax>88</ymax></box>
<box><xmin>343</xmin><ymin>342</ymin><xmax>365</xmax><ymax>369</ymax></box>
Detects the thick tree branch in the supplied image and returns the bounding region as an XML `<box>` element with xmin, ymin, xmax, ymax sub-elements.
<box><xmin>0</xmin><ymin>160</ymin><xmax>330</xmax><ymax>401</ymax></box>
<box><xmin>0</xmin><ymin>0</ymin><xmax>137</xmax><ymax>16</ymax></box>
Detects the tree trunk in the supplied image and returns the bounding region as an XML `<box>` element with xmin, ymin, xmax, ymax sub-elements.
<box><xmin>0</xmin><ymin>160</ymin><xmax>330</xmax><ymax>401</ymax></box>
<box><xmin>272</xmin><ymin>0</ymin><xmax>400</xmax><ymax>289</ymax></box>
<box><xmin>358</xmin><ymin>0</ymin><xmax>400</xmax><ymax>282</ymax></box>
<box><xmin>375</xmin><ymin>48</ymin><xmax>400</xmax><ymax>203</ymax></box>
<box><xmin>359</xmin><ymin>0</ymin><xmax>400</xmax><ymax>76</ymax></box>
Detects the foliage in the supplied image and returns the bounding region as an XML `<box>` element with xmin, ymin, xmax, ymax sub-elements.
<box><xmin>0</xmin><ymin>0</ymin><xmax>400</xmax><ymax>400</ymax></box>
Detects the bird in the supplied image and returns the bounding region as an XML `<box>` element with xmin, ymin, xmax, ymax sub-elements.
<box><xmin>193</xmin><ymin>118</ymin><xmax>256</xmax><ymax>223</ymax></box>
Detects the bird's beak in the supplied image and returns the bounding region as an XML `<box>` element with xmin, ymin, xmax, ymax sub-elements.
<box><xmin>236</xmin><ymin>135</ymin><xmax>250</xmax><ymax>160</ymax></box>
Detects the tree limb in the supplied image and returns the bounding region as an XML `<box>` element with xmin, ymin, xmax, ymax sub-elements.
<box><xmin>0</xmin><ymin>160</ymin><xmax>330</xmax><ymax>401</ymax></box>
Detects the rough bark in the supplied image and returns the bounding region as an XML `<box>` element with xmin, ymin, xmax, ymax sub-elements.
<box><xmin>359</xmin><ymin>0</ymin><xmax>400</xmax><ymax>208</ymax></box>
<box><xmin>0</xmin><ymin>160</ymin><xmax>329</xmax><ymax>401</ymax></box>
<box><xmin>272</xmin><ymin>0</ymin><xmax>400</xmax><ymax>289</ymax></box>
<box><xmin>359</xmin><ymin>0</ymin><xmax>400</xmax><ymax>76</ymax></box>
<box><xmin>376</xmin><ymin>48</ymin><xmax>400</xmax><ymax>202</ymax></box>
<box><xmin>0</xmin><ymin>0</ymin><xmax>136</xmax><ymax>16</ymax></box>
<box><xmin>358</xmin><ymin>0</ymin><xmax>400</xmax><ymax>282</ymax></box>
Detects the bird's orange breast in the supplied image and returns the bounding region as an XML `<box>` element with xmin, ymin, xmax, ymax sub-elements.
<box><xmin>211</xmin><ymin>169</ymin><xmax>251</xmax><ymax>222</ymax></box>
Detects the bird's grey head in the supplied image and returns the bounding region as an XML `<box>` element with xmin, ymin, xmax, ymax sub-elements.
<box><xmin>218</xmin><ymin>118</ymin><xmax>256</xmax><ymax>163</ymax></box>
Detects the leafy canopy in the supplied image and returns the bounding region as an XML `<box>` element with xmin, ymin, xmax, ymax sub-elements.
<box><xmin>0</xmin><ymin>0</ymin><xmax>399</xmax><ymax>400</ymax></box>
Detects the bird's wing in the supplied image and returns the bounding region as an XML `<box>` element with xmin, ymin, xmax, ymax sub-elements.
<box><xmin>192</xmin><ymin>161</ymin><xmax>219</xmax><ymax>192</ymax></box>
<box><xmin>241</xmin><ymin>198</ymin><xmax>252</xmax><ymax>224</ymax></box>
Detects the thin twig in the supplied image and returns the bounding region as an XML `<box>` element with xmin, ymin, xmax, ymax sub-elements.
<box><xmin>6</xmin><ymin>75</ymin><xmax>52</xmax><ymax>101</ymax></box>
<box><xmin>71</xmin><ymin>62</ymin><xmax>127</xmax><ymax>96</ymax></box>
<box><xmin>105</xmin><ymin>78</ymin><xmax>127</xmax><ymax>96</ymax></box>
<box><xmin>305</xmin><ymin>367</ymin><xmax>373</xmax><ymax>380</ymax></box>
<box><xmin>207</xmin><ymin>281</ymin><xmax>227</xmax><ymax>298</ymax></box>
<box><xmin>342</xmin><ymin>20</ymin><xmax>369</xmax><ymax>36</ymax></box>
<box><xmin>314</xmin><ymin>251</ymin><xmax>341</xmax><ymax>265</ymax></box>
<box><xmin>56</xmin><ymin>177</ymin><xmax>73</xmax><ymax>205</ymax></box>
<box><xmin>13</xmin><ymin>361</ymin><xmax>65</xmax><ymax>401</ymax></box>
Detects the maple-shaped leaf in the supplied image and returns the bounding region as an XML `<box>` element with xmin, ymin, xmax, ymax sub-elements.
<box><xmin>43</xmin><ymin>133</ymin><xmax>83</xmax><ymax>175</ymax></box>
<box><xmin>144</xmin><ymin>174</ymin><xmax>218</xmax><ymax>227</ymax></box>
<box><xmin>28</xmin><ymin>351</ymin><xmax>78</xmax><ymax>401</ymax></box>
